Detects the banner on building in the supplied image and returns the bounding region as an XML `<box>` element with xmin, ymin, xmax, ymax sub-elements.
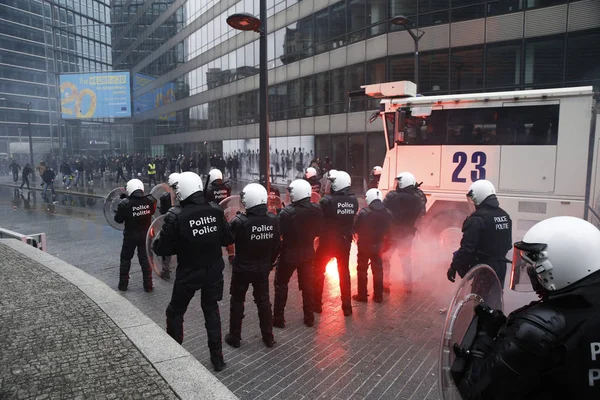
<box><xmin>59</xmin><ymin>72</ymin><xmax>131</xmax><ymax>119</ymax></box>
<box><xmin>133</xmin><ymin>73</ymin><xmax>176</xmax><ymax>121</ymax></box>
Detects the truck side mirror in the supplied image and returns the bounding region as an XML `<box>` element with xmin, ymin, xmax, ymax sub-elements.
<box><xmin>395</xmin><ymin>110</ymin><xmax>405</xmax><ymax>144</ymax></box>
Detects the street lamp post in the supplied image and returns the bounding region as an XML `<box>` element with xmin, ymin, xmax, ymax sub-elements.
<box><xmin>227</xmin><ymin>2</ymin><xmax>270</xmax><ymax>192</ymax></box>
<box><xmin>0</xmin><ymin>98</ymin><xmax>35</xmax><ymax>181</ymax></box>
<box><xmin>390</xmin><ymin>15</ymin><xmax>425</xmax><ymax>93</ymax></box>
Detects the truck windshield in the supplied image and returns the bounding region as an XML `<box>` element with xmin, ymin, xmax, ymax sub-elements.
<box><xmin>384</xmin><ymin>112</ymin><xmax>395</xmax><ymax>150</ymax></box>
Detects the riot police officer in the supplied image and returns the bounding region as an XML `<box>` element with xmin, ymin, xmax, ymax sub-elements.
<box><xmin>273</xmin><ymin>179</ymin><xmax>323</xmax><ymax>328</ymax></box>
<box><xmin>205</xmin><ymin>168</ymin><xmax>231</xmax><ymax>203</ymax></box>
<box><xmin>368</xmin><ymin>166</ymin><xmax>382</xmax><ymax>189</ymax></box>
<box><xmin>455</xmin><ymin>216</ymin><xmax>600</xmax><ymax>399</ymax></box>
<box><xmin>157</xmin><ymin>173</ymin><xmax>180</xmax><ymax>280</ymax></box>
<box><xmin>114</xmin><ymin>179</ymin><xmax>157</xmax><ymax>292</ymax></box>
<box><xmin>304</xmin><ymin>167</ymin><xmax>321</xmax><ymax>195</ymax></box>
<box><xmin>225</xmin><ymin>183</ymin><xmax>280</xmax><ymax>349</ymax></box>
<box><xmin>313</xmin><ymin>171</ymin><xmax>359</xmax><ymax>316</ymax></box>
<box><xmin>447</xmin><ymin>179</ymin><xmax>512</xmax><ymax>287</ymax></box>
<box><xmin>153</xmin><ymin>172</ymin><xmax>233</xmax><ymax>371</ymax></box>
<box><xmin>383</xmin><ymin>172</ymin><xmax>426</xmax><ymax>294</ymax></box>
<box><xmin>353</xmin><ymin>188</ymin><xmax>392</xmax><ymax>303</ymax></box>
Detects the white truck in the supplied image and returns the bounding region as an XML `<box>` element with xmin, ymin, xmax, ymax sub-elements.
<box><xmin>354</xmin><ymin>81</ymin><xmax>600</xmax><ymax>259</ymax></box>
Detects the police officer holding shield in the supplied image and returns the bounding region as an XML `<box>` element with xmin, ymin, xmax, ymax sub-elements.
<box><xmin>273</xmin><ymin>179</ymin><xmax>323</xmax><ymax>328</ymax></box>
<box><xmin>455</xmin><ymin>216</ymin><xmax>600</xmax><ymax>399</ymax></box>
<box><xmin>157</xmin><ymin>173</ymin><xmax>179</xmax><ymax>280</ymax></box>
<box><xmin>225</xmin><ymin>183</ymin><xmax>280</xmax><ymax>348</ymax></box>
<box><xmin>447</xmin><ymin>179</ymin><xmax>512</xmax><ymax>287</ymax></box>
<box><xmin>205</xmin><ymin>169</ymin><xmax>231</xmax><ymax>203</ymax></box>
<box><xmin>153</xmin><ymin>171</ymin><xmax>233</xmax><ymax>371</ymax></box>
<box><xmin>115</xmin><ymin>179</ymin><xmax>157</xmax><ymax>292</ymax></box>
<box><xmin>313</xmin><ymin>170</ymin><xmax>359</xmax><ymax>316</ymax></box>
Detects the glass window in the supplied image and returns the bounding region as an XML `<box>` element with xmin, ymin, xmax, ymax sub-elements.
<box><xmin>368</xmin><ymin>0</ymin><xmax>387</xmax><ymax>36</ymax></box>
<box><xmin>348</xmin><ymin>133</ymin><xmax>366</xmax><ymax>192</ymax></box>
<box><xmin>315</xmin><ymin>136</ymin><xmax>330</xmax><ymax>166</ymax></box>
<box><xmin>331</xmin><ymin>134</ymin><xmax>348</xmax><ymax>171</ymax></box>
<box><xmin>451</xmin><ymin>0</ymin><xmax>481</xmax><ymax>6</ymax></box>
<box><xmin>301</xmin><ymin>77</ymin><xmax>315</xmax><ymax>117</ymax></box>
<box><xmin>314</xmin><ymin>72</ymin><xmax>330</xmax><ymax>116</ymax></box>
<box><xmin>390</xmin><ymin>0</ymin><xmax>417</xmax><ymax>18</ymax></box>
<box><xmin>330</xmin><ymin>2</ymin><xmax>347</xmax><ymax>48</ymax></box>
<box><xmin>526</xmin><ymin>0</ymin><xmax>567</xmax><ymax>9</ymax></box>
<box><xmin>348</xmin><ymin>0</ymin><xmax>366</xmax><ymax>43</ymax></box>
<box><xmin>314</xmin><ymin>9</ymin><xmax>329</xmax><ymax>53</ymax></box>
<box><xmin>486</xmin><ymin>0</ymin><xmax>522</xmax><ymax>16</ymax></box>
<box><xmin>347</xmin><ymin>63</ymin><xmax>366</xmax><ymax>112</ymax></box>
<box><xmin>524</xmin><ymin>36</ymin><xmax>564</xmax><ymax>86</ymax></box>
<box><xmin>367</xmin><ymin>132</ymin><xmax>386</xmax><ymax>174</ymax></box>
<box><xmin>297</xmin><ymin>15</ymin><xmax>314</xmax><ymax>59</ymax></box>
<box><xmin>451</xmin><ymin>46</ymin><xmax>484</xmax><ymax>92</ymax></box>
<box><xmin>486</xmin><ymin>42</ymin><xmax>521</xmax><ymax>89</ymax></box>
<box><xmin>419</xmin><ymin>11</ymin><xmax>449</xmax><ymax>27</ymax></box>
<box><xmin>389</xmin><ymin>55</ymin><xmax>414</xmax><ymax>82</ymax></box>
<box><xmin>451</xmin><ymin>4</ymin><xmax>485</xmax><ymax>22</ymax></box>
<box><xmin>330</xmin><ymin>68</ymin><xmax>347</xmax><ymax>115</ymax></box>
<box><xmin>367</xmin><ymin>59</ymin><xmax>387</xmax><ymax>108</ymax></box>
<box><xmin>419</xmin><ymin>50</ymin><xmax>449</xmax><ymax>93</ymax></box>
<box><xmin>566</xmin><ymin>30</ymin><xmax>600</xmax><ymax>86</ymax></box>
<box><xmin>419</xmin><ymin>0</ymin><xmax>449</xmax><ymax>13</ymax></box>
<box><xmin>287</xmin><ymin>80</ymin><xmax>300</xmax><ymax>119</ymax></box>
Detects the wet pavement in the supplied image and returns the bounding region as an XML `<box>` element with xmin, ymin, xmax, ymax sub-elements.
<box><xmin>0</xmin><ymin>176</ymin><xmax>536</xmax><ymax>400</ymax></box>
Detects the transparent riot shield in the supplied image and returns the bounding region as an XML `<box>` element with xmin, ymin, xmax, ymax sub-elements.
<box><xmin>267</xmin><ymin>194</ymin><xmax>283</xmax><ymax>215</ymax></box>
<box><xmin>219</xmin><ymin>196</ymin><xmax>244</xmax><ymax>262</ymax></box>
<box><xmin>439</xmin><ymin>264</ymin><xmax>504</xmax><ymax>400</ymax></box>
<box><xmin>146</xmin><ymin>214</ymin><xmax>177</xmax><ymax>280</ymax></box>
<box><xmin>150</xmin><ymin>182</ymin><xmax>173</xmax><ymax>218</ymax></box>
<box><xmin>103</xmin><ymin>187</ymin><xmax>126</xmax><ymax>230</ymax></box>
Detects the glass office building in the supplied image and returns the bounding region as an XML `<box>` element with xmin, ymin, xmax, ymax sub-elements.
<box><xmin>116</xmin><ymin>0</ymin><xmax>600</xmax><ymax>188</ymax></box>
<box><xmin>0</xmin><ymin>0</ymin><xmax>114</xmax><ymax>158</ymax></box>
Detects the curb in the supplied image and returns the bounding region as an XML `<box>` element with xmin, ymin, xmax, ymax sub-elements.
<box><xmin>0</xmin><ymin>181</ymin><xmax>107</xmax><ymax>199</ymax></box>
<box><xmin>0</xmin><ymin>239</ymin><xmax>238</xmax><ymax>400</ymax></box>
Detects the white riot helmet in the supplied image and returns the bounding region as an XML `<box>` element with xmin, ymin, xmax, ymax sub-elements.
<box><xmin>330</xmin><ymin>170</ymin><xmax>351</xmax><ymax>192</ymax></box>
<box><xmin>176</xmin><ymin>171</ymin><xmax>203</xmax><ymax>201</ymax></box>
<box><xmin>208</xmin><ymin>168</ymin><xmax>223</xmax><ymax>185</ymax></box>
<box><xmin>167</xmin><ymin>173</ymin><xmax>180</xmax><ymax>188</ymax></box>
<box><xmin>396</xmin><ymin>172</ymin><xmax>416</xmax><ymax>189</ymax></box>
<box><xmin>365</xmin><ymin>188</ymin><xmax>383</xmax><ymax>205</ymax></box>
<box><xmin>305</xmin><ymin>167</ymin><xmax>317</xmax><ymax>180</ymax></box>
<box><xmin>512</xmin><ymin>217</ymin><xmax>600</xmax><ymax>293</ymax></box>
<box><xmin>372</xmin><ymin>166</ymin><xmax>383</xmax><ymax>176</ymax></box>
<box><xmin>467</xmin><ymin>179</ymin><xmax>496</xmax><ymax>206</ymax></box>
<box><xmin>240</xmin><ymin>183</ymin><xmax>267</xmax><ymax>209</ymax></box>
<box><xmin>288</xmin><ymin>179</ymin><xmax>312</xmax><ymax>203</ymax></box>
<box><xmin>326</xmin><ymin>169</ymin><xmax>338</xmax><ymax>180</ymax></box>
<box><xmin>126</xmin><ymin>179</ymin><xmax>144</xmax><ymax>196</ymax></box>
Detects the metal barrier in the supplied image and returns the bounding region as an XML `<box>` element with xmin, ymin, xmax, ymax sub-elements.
<box><xmin>0</xmin><ymin>227</ymin><xmax>47</xmax><ymax>252</ymax></box>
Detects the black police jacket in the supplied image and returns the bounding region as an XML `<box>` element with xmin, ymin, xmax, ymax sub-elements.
<box><xmin>230</xmin><ymin>204</ymin><xmax>280</xmax><ymax>273</ymax></box>
<box><xmin>368</xmin><ymin>174</ymin><xmax>380</xmax><ymax>189</ymax></box>
<box><xmin>354</xmin><ymin>199</ymin><xmax>392</xmax><ymax>249</ymax></box>
<box><xmin>114</xmin><ymin>191</ymin><xmax>157</xmax><ymax>237</ymax></box>
<box><xmin>319</xmin><ymin>189</ymin><xmax>359</xmax><ymax>245</ymax></box>
<box><xmin>450</xmin><ymin>195</ymin><xmax>512</xmax><ymax>277</ymax></box>
<box><xmin>278</xmin><ymin>198</ymin><xmax>323</xmax><ymax>264</ymax></box>
<box><xmin>153</xmin><ymin>192</ymin><xmax>233</xmax><ymax>266</ymax></box>
<box><xmin>383</xmin><ymin>186</ymin><xmax>425</xmax><ymax>235</ymax></box>
<box><xmin>159</xmin><ymin>191</ymin><xmax>172</xmax><ymax>215</ymax></box>
<box><xmin>306</xmin><ymin>176</ymin><xmax>321</xmax><ymax>194</ymax></box>
<box><xmin>459</xmin><ymin>269</ymin><xmax>600</xmax><ymax>400</ymax></box>
<box><xmin>205</xmin><ymin>182</ymin><xmax>231</xmax><ymax>204</ymax></box>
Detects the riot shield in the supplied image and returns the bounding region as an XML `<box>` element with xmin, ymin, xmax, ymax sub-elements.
<box><xmin>146</xmin><ymin>215</ymin><xmax>177</xmax><ymax>279</ymax></box>
<box><xmin>220</xmin><ymin>195</ymin><xmax>245</xmax><ymax>222</ymax></box>
<box><xmin>267</xmin><ymin>194</ymin><xmax>283</xmax><ymax>215</ymax></box>
<box><xmin>311</xmin><ymin>192</ymin><xmax>321</xmax><ymax>203</ymax></box>
<box><xmin>103</xmin><ymin>187</ymin><xmax>126</xmax><ymax>230</ymax></box>
<box><xmin>150</xmin><ymin>182</ymin><xmax>173</xmax><ymax>218</ymax></box>
<box><xmin>439</xmin><ymin>264</ymin><xmax>504</xmax><ymax>400</ymax></box>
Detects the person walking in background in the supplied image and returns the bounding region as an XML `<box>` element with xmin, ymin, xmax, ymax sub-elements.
<box><xmin>9</xmin><ymin>159</ymin><xmax>20</xmax><ymax>183</ymax></box>
<box><xmin>20</xmin><ymin>163</ymin><xmax>32</xmax><ymax>190</ymax></box>
<box><xmin>41</xmin><ymin>166</ymin><xmax>57</xmax><ymax>200</ymax></box>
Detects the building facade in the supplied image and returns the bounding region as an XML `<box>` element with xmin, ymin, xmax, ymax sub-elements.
<box><xmin>0</xmin><ymin>0</ymin><xmax>114</xmax><ymax>159</ymax></box>
<box><xmin>116</xmin><ymin>0</ymin><xmax>600</xmax><ymax>189</ymax></box>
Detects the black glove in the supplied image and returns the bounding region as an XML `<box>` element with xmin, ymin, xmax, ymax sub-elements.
<box><xmin>447</xmin><ymin>268</ymin><xmax>456</xmax><ymax>283</ymax></box>
<box><xmin>475</xmin><ymin>303</ymin><xmax>506</xmax><ymax>338</ymax></box>
<box><xmin>119</xmin><ymin>193</ymin><xmax>127</xmax><ymax>199</ymax></box>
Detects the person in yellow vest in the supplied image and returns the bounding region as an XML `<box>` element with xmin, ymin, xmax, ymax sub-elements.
<box><xmin>147</xmin><ymin>159</ymin><xmax>157</xmax><ymax>186</ymax></box>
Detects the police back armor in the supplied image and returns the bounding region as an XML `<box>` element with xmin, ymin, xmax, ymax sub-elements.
<box><xmin>230</xmin><ymin>205</ymin><xmax>280</xmax><ymax>273</ymax></box>
<box><xmin>319</xmin><ymin>191</ymin><xmax>359</xmax><ymax>244</ymax></box>
<box><xmin>159</xmin><ymin>191</ymin><xmax>172</xmax><ymax>215</ymax></box>
<box><xmin>205</xmin><ymin>182</ymin><xmax>231</xmax><ymax>203</ymax></box>
<box><xmin>114</xmin><ymin>193</ymin><xmax>156</xmax><ymax>236</ymax></box>
<box><xmin>383</xmin><ymin>187</ymin><xmax>424</xmax><ymax>234</ymax></box>
<box><xmin>278</xmin><ymin>198</ymin><xmax>323</xmax><ymax>264</ymax></box>
<box><xmin>354</xmin><ymin>200</ymin><xmax>392</xmax><ymax>249</ymax></box>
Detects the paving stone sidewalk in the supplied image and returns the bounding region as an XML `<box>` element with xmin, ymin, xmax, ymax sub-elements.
<box><xmin>0</xmin><ymin>243</ymin><xmax>178</xmax><ymax>400</ymax></box>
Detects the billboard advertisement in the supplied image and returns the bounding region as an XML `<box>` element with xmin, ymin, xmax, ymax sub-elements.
<box><xmin>59</xmin><ymin>72</ymin><xmax>131</xmax><ymax>119</ymax></box>
<box><xmin>133</xmin><ymin>73</ymin><xmax>176</xmax><ymax>121</ymax></box>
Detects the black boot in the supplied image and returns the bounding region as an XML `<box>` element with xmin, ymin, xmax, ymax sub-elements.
<box><xmin>210</xmin><ymin>347</ymin><xmax>226</xmax><ymax>372</ymax></box>
<box><xmin>262</xmin><ymin>334</ymin><xmax>275</xmax><ymax>348</ymax></box>
<box><xmin>303</xmin><ymin>313</ymin><xmax>314</xmax><ymax>327</ymax></box>
<box><xmin>225</xmin><ymin>333</ymin><xmax>241</xmax><ymax>348</ymax></box>
<box><xmin>118</xmin><ymin>280</ymin><xmax>128</xmax><ymax>291</ymax></box>
<box><xmin>352</xmin><ymin>294</ymin><xmax>368</xmax><ymax>302</ymax></box>
<box><xmin>273</xmin><ymin>315</ymin><xmax>286</xmax><ymax>329</ymax></box>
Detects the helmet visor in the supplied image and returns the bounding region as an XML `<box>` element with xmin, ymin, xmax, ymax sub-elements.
<box><xmin>510</xmin><ymin>241</ymin><xmax>547</xmax><ymax>293</ymax></box>
<box><xmin>466</xmin><ymin>190</ymin><xmax>476</xmax><ymax>213</ymax></box>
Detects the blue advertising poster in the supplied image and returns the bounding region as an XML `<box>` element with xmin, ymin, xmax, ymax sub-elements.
<box><xmin>133</xmin><ymin>73</ymin><xmax>176</xmax><ymax>121</ymax></box>
<box><xmin>59</xmin><ymin>72</ymin><xmax>131</xmax><ymax>119</ymax></box>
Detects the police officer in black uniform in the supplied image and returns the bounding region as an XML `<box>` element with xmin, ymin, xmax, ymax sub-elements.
<box><xmin>383</xmin><ymin>171</ymin><xmax>426</xmax><ymax>294</ymax></box>
<box><xmin>273</xmin><ymin>179</ymin><xmax>323</xmax><ymax>328</ymax></box>
<box><xmin>313</xmin><ymin>170</ymin><xmax>359</xmax><ymax>316</ymax></box>
<box><xmin>157</xmin><ymin>172</ymin><xmax>180</xmax><ymax>280</ymax></box>
<box><xmin>368</xmin><ymin>166</ymin><xmax>382</xmax><ymax>189</ymax></box>
<box><xmin>205</xmin><ymin>168</ymin><xmax>231</xmax><ymax>203</ymax></box>
<box><xmin>455</xmin><ymin>216</ymin><xmax>600</xmax><ymax>399</ymax></box>
<box><xmin>304</xmin><ymin>167</ymin><xmax>321</xmax><ymax>195</ymax></box>
<box><xmin>225</xmin><ymin>183</ymin><xmax>280</xmax><ymax>348</ymax></box>
<box><xmin>114</xmin><ymin>178</ymin><xmax>157</xmax><ymax>292</ymax></box>
<box><xmin>447</xmin><ymin>179</ymin><xmax>512</xmax><ymax>287</ymax></box>
<box><xmin>353</xmin><ymin>188</ymin><xmax>392</xmax><ymax>303</ymax></box>
<box><xmin>153</xmin><ymin>171</ymin><xmax>233</xmax><ymax>371</ymax></box>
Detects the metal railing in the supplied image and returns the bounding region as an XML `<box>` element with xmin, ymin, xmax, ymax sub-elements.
<box><xmin>0</xmin><ymin>227</ymin><xmax>47</xmax><ymax>252</ymax></box>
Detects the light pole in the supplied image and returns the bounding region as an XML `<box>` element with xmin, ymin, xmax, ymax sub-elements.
<box><xmin>0</xmin><ymin>98</ymin><xmax>35</xmax><ymax>181</ymax></box>
<box><xmin>390</xmin><ymin>15</ymin><xmax>425</xmax><ymax>92</ymax></box>
<box><xmin>227</xmin><ymin>4</ymin><xmax>270</xmax><ymax>192</ymax></box>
